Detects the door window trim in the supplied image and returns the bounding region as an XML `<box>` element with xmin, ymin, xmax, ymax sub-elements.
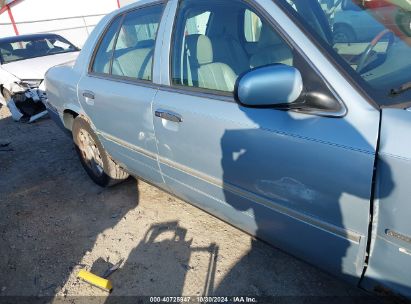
<box><xmin>88</xmin><ymin>13</ymin><xmax>124</xmax><ymax>76</ymax></box>
<box><xmin>88</xmin><ymin>1</ymin><xmax>166</xmax><ymax>86</ymax></box>
<box><xmin>87</xmin><ymin>72</ymin><xmax>160</xmax><ymax>90</ymax></box>
<box><xmin>166</xmin><ymin>0</ymin><xmax>347</xmax><ymax>117</ymax></box>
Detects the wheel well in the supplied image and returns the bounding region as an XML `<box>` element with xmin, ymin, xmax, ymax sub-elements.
<box><xmin>63</xmin><ymin>110</ymin><xmax>79</xmax><ymax>131</ymax></box>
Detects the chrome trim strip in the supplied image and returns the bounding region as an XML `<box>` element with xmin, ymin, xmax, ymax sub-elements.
<box><xmin>97</xmin><ymin>130</ymin><xmax>362</xmax><ymax>243</ymax></box>
<box><xmin>157</xmin><ymin>84</ymin><xmax>235</xmax><ymax>103</ymax></box>
<box><xmin>159</xmin><ymin>156</ymin><xmax>362</xmax><ymax>244</ymax></box>
<box><xmin>87</xmin><ymin>73</ymin><xmax>159</xmax><ymax>90</ymax></box>
<box><xmin>386</xmin><ymin>229</ymin><xmax>411</xmax><ymax>245</ymax></box>
<box><xmin>97</xmin><ymin>131</ymin><xmax>158</xmax><ymax>161</ymax></box>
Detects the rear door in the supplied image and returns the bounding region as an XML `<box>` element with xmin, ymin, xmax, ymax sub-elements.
<box><xmin>77</xmin><ymin>3</ymin><xmax>165</xmax><ymax>185</ymax></box>
<box><xmin>153</xmin><ymin>0</ymin><xmax>380</xmax><ymax>281</ymax></box>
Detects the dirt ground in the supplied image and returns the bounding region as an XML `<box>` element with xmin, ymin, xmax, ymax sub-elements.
<box><xmin>0</xmin><ymin>106</ymin><xmax>370</xmax><ymax>302</ymax></box>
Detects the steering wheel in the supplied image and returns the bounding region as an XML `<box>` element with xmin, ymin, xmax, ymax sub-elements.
<box><xmin>357</xmin><ymin>29</ymin><xmax>394</xmax><ymax>74</ymax></box>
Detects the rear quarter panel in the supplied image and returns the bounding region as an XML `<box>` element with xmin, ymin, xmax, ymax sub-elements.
<box><xmin>44</xmin><ymin>64</ymin><xmax>83</xmax><ymax>131</ymax></box>
<box><xmin>44</xmin><ymin>9</ymin><xmax>116</xmax><ymax>128</ymax></box>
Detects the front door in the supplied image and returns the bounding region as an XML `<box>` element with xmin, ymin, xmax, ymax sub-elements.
<box><xmin>153</xmin><ymin>0</ymin><xmax>380</xmax><ymax>282</ymax></box>
<box><xmin>78</xmin><ymin>4</ymin><xmax>165</xmax><ymax>185</ymax></box>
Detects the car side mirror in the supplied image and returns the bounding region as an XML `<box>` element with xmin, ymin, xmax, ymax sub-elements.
<box><xmin>235</xmin><ymin>64</ymin><xmax>303</xmax><ymax>108</ymax></box>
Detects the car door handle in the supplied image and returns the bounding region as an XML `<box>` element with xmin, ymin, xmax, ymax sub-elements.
<box><xmin>82</xmin><ymin>91</ymin><xmax>95</xmax><ymax>100</ymax></box>
<box><xmin>155</xmin><ymin>110</ymin><xmax>183</xmax><ymax>123</ymax></box>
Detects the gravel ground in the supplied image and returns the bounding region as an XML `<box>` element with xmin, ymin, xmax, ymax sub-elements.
<box><xmin>0</xmin><ymin>106</ymin><xmax>371</xmax><ymax>302</ymax></box>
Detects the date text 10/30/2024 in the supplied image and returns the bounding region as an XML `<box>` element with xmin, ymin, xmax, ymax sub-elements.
<box><xmin>150</xmin><ymin>297</ymin><xmax>258</xmax><ymax>303</ymax></box>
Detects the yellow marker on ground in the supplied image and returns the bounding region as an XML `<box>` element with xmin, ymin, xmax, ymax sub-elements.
<box><xmin>77</xmin><ymin>269</ymin><xmax>113</xmax><ymax>292</ymax></box>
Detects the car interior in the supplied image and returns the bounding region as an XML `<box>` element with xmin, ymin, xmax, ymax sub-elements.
<box><xmin>172</xmin><ymin>1</ymin><xmax>295</xmax><ymax>92</ymax></box>
<box><xmin>0</xmin><ymin>43</ymin><xmax>14</xmax><ymax>63</ymax></box>
<box><xmin>100</xmin><ymin>8</ymin><xmax>161</xmax><ymax>81</ymax></box>
<box><xmin>26</xmin><ymin>40</ymin><xmax>50</xmax><ymax>56</ymax></box>
<box><xmin>286</xmin><ymin>0</ymin><xmax>411</xmax><ymax>102</ymax></box>
<box><xmin>0</xmin><ymin>37</ymin><xmax>76</xmax><ymax>64</ymax></box>
<box><xmin>94</xmin><ymin>0</ymin><xmax>295</xmax><ymax>92</ymax></box>
<box><xmin>0</xmin><ymin>42</ymin><xmax>26</xmax><ymax>63</ymax></box>
<box><xmin>184</xmin><ymin>34</ymin><xmax>238</xmax><ymax>92</ymax></box>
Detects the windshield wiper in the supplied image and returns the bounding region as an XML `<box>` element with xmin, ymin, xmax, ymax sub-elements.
<box><xmin>390</xmin><ymin>82</ymin><xmax>411</xmax><ymax>96</ymax></box>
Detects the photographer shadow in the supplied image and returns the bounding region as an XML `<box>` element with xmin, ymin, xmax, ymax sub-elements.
<box><xmin>104</xmin><ymin>221</ymin><xmax>218</xmax><ymax>302</ymax></box>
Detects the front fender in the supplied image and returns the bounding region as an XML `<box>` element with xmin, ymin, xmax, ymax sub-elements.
<box><xmin>361</xmin><ymin>108</ymin><xmax>411</xmax><ymax>298</ymax></box>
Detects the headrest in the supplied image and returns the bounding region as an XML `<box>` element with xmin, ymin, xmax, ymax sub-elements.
<box><xmin>1</xmin><ymin>43</ymin><xmax>13</xmax><ymax>53</ymax></box>
<box><xmin>186</xmin><ymin>34</ymin><xmax>213</xmax><ymax>65</ymax></box>
<box><xmin>135</xmin><ymin>39</ymin><xmax>155</xmax><ymax>49</ymax></box>
<box><xmin>28</xmin><ymin>40</ymin><xmax>49</xmax><ymax>51</ymax></box>
<box><xmin>258</xmin><ymin>25</ymin><xmax>283</xmax><ymax>48</ymax></box>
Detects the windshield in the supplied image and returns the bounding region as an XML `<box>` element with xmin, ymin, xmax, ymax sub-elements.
<box><xmin>0</xmin><ymin>35</ymin><xmax>79</xmax><ymax>65</ymax></box>
<box><xmin>279</xmin><ymin>0</ymin><xmax>411</xmax><ymax>107</ymax></box>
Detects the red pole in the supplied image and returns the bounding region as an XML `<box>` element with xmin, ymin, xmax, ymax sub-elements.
<box><xmin>7</xmin><ymin>5</ymin><xmax>19</xmax><ymax>35</ymax></box>
<box><xmin>0</xmin><ymin>0</ymin><xmax>22</xmax><ymax>15</ymax></box>
<box><xmin>116</xmin><ymin>0</ymin><xmax>120</xmax><ymax>8</ymax></box>
<box><xmin>0</xmin><ymin>5</ymin><xmax>9</xmax><ymax>15</ymax></box>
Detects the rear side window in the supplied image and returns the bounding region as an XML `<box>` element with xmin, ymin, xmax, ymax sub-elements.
<box><xmin>112</xmin><ymin>5</ymin><xmax>163</xmax><ymax>80</ymax></box>
<box><xmin>92</xmin><ymin>16</ymin><xmax>122</xmax><ymax>74</ymax></box>
<box><xmin>91</xmin><ymin>4</ymin><xmax>164</xmax><ymax>81</ymax></box>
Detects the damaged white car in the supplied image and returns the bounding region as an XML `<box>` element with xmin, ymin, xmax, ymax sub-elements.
<box><xmin>0</xmin><ymin>33</ymin><xmax>80</xmax><ymax>122</ymax></box>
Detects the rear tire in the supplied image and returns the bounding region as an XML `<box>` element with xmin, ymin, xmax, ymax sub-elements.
<box><xmin>72</xmin><ymin>116</ymin><xmax>129</xmax><ymax>187</ymax></box>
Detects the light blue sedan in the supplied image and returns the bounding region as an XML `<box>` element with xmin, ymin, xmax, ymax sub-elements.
<box><xmin>45</xmin><ymin>0</ymin><xmax>411</xmax><ymax>298</ymax></box>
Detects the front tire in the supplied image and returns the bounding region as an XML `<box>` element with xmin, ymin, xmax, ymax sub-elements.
<box><xmin>72</xmin><ymin>116</ymin><xmax>129</xmax><ymax>187</ymax></box>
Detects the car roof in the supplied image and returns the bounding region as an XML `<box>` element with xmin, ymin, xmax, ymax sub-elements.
<box><xmin>0</xmin><ymin>33</ymin><xmax>64</xmax><ymax>44</ymax></box>
<box><xmin>113</xmin><ymin>0</ymin><xmax>160</xmax><ymax>15</ymax></box>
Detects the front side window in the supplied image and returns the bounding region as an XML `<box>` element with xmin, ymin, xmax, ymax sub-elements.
<box><xmin>186</xmin><ymin>11</ymin><xmax>211</xmax><ymax>35</ymax></box>
<box><xmin>92</xmin><ymin>4</ymin><xmax>164</xmax><ymax>80</ymax></box>
<box><xmin>171</xmin><ymin>0</ymin><xmax>294</xmax><ymax>93</ymax></box>
<box><xmin>279</xmin><ymin>0</ymin><xmax>411</xmax><ymax>106</ymax></box>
